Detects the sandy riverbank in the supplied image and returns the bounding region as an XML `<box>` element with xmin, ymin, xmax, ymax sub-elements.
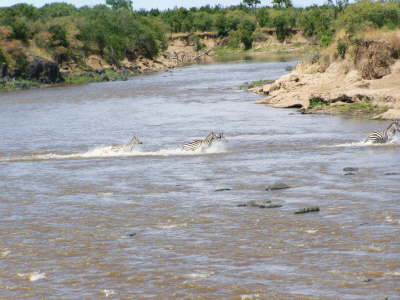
<box><xmin>251</xmin><ymin>37</ymin><xmax>400</xmax><ymax>120</ymax></box>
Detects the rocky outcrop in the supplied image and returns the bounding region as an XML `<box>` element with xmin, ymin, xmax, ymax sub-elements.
<box><xmin>0</xmin><ymin>58</ymin><xmax>64</xmax><ymax>84</ymax></box>
<box><xmin>0</xmin><ymin>63</ymin><xmax>7</xmax><ymax>77</ymax></box>
<box><xmin>355</xmin><ymin>40</ymin><xmax>396</xmax><ymax>80</ymax></box>
<box><xmin>26</xmin><ymin>58</ymin><xmax>64</xmax><ymax>83</ymax></box>
<box><xmin>254</xmin><ymin>39</ymin><xmax>400</xmax><ymax>119</ymax></box>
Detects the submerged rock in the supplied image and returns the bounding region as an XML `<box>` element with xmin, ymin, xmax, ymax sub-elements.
<box><xmin>384</xmin><ymin>172</ymin><xmax>400</xmax><ymax>176</ymax></box>
<box><xmin>265</xmin><ymin>183</ymin><xmax>291</xmax><ymax>191</ymax></box>
<box><xmin>343</xmin><ymin>167</ymin><xmax>359</xmax><ymax>172</ymax></box>
<box><xmin>238</xmin><ymin>200</ymin><xmax>282</xmax><ymax>209</ymax></box>
<box><xmin>215</xmin><ymin>188</ymin><xmax>231</xmax><ymax>192</ymax></box>
<box><xmin>294</xmin><ymin>206</ymin><xmax>320</xmax><ymax>214</ymax></box>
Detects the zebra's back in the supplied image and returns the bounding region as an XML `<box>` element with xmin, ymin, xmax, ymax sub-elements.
<box><xmin>182</xmin><ymin>139</ymin><xmax>203</xmax><ymax>151</ymax></box>
<box><xmin>367</xmin><ymin>131</ymin><xmax>388</xmax><ymax>144</ymax></box>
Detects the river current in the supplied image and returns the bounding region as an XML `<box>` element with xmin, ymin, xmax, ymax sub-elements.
<box><xmin>0</xmin><ymin>58</ymin><xmax>399</xmax><ymax>299</ymax></box>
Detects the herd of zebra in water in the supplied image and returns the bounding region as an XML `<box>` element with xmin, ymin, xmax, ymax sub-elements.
<box><xmin>111</xmin><ymin>121</ymin><xmax>399</xmax><ymax>152</ymax></box>
<box><xmin>110</xmin><ymin>132</ymin><xmax>224</xmax><ymax>152</ymax></box>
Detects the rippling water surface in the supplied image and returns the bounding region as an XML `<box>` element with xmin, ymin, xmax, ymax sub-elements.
<box><xmin>0</xmin><ymin>58</ymin><xmax>399</xmax><ymax>299</ymax></box>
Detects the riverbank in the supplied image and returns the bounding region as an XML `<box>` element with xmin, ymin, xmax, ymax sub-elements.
<box><xmin>0</xmin><ymin>30</ymin><xmax>314</xmax><ymax>93</ymax></box>
<box><xmin>250</xmin><ymin>33</ymin><xmax>400</xmax><ymax>120</ymax></box>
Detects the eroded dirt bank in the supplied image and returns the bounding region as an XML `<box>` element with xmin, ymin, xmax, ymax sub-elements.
<box><xmin>252</xmin><ymin>37</ymin><xmax>400</xmax><ymax>120</ymax></box>
<box><xmin>1</xmin><ymin>29</ymin><xmax>313</xmax><ymax>91</ymax></box>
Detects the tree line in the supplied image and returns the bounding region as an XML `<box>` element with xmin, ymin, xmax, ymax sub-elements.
<box><xmin>0</xmin><ymin>0</ymin><xmax>399</xmax><ymax>72</ymax></box>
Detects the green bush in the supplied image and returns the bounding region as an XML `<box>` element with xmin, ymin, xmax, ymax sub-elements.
<box><xmin>320</xmin><ymin>32</ymin><xmax>333</xmax><ymax>47</ymax></box>
<box><xmin>48</xmin><ymin>24</ymin><xmax>68</xmax><ymax>47</ymax></box>
<box><xmin>215</xmin><ymin>13</ymin><xmax>228</xmax><ymax>36</ymax></box>
<box><xmin>189</xmin><ymin>35</ymin><xmax>205</xmax><ymax>51</ymax></box>
<box><xmin>10</xmin><ymin>20</ymin><xmax>33</xmax><ymax>42</ymax></box>
<box><xmin>39</xmin><ymin>3</ymin><xmax>77</xmax><ymax>19</ymax></box>
<box><xmin>226</xmin><ymin>30</ymin><xmax>241</xmax><ymax>48</ymax></box>
<box><xmin>337</xmin><ymin>0</ymin><xmax>400</xmax><ymax>33</ymax></box>
<box><xmin>256</xmin><ymin>8</ymin><xmax>269</xmax><ymax>27</ymax></box>
<box><xmin>309</xmin><ymin>97</ymin><xmax>328</xmax><ymax>108</ymax></box>
<box><xmin>337</xmin><ymin>41</ymin><xmax>347</xmax><ymax>59</ymax></box>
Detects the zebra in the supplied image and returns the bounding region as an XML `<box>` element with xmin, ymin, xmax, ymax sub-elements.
<box><xmin>182</xmin><ymin>132</ymin><xmax>224</xmax><ymax>152</ymax></box>
<box><xmin>365</xmin><ymin>120</ymin><xmax>400</xmax><ymax>144</ymax></box>
<box><xmin>111</xmin><ymin>136</ymin><xmax>143</xmax><ymax>151</ymax></box>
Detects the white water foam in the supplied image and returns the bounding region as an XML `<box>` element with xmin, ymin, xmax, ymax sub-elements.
<box><xmin>183</xmin><ymin>272</ymin><xmax>215</xmax><ymax>279</ymax></box>
<box><xmin>322</xmin><ymin>138</ymin><xmax>399</xmax><ymax>148</ymax></box>
<box><xmin>17</xmin><ymin>271</ymin><xmax>46</xmax><ymax>282</ymax></box>
<box><xmin>0</xmin><ymin>249</ymin><xmax>11</xmax><ymax>258</ymax></box>
<box><xmin>102</xmin><ymin>289</ymin><xmax>116</xmax><ymax>297</ymax></box>
<box><xmin>1</xmin><ymin>141</ymin><xmax>227</xmax><ymax>162</ymax></box>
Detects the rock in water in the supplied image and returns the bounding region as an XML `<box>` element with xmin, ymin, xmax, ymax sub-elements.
<box><xmin>265</xmin><ymin>183</ymin><xmax>291</xmax><ymax>191</ymax></box>
<box><xmin>238</xmin><ymin>200</ymin><xmax>282</xmax><ymax>209</ymax></box>
<box><xmin>384</xmin><ymin>172</ymin><xmax>400</xmax><ymax>176</ymax></box>
<box><xmin>215</xmin><ymin>188</ymin><xmax>231</xmax><ymax>192</ymax></box>
<box><xmin>294</xmin><ymin>206</ymin><xmax>320</xmax><ymax>214</ymax></box>
<box><xmin>343</xmin><ymin>167</ymin><xmax>359</xmax><ymax>172</ymax></box>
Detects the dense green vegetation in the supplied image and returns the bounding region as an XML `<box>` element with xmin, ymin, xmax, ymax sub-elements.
<box><xmin>0</xmin><ymin>0</ymin><xmax>399</xmax><ymax>84</ymax></box>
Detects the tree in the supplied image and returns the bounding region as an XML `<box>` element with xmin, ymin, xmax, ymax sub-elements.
<box><xmin>105</xmin><ymin>0</ymin><xmax>133</xmax><ymax>10</ymax></box>
<box><xmin>242</xmin><ymin>0</ymin><xmax>261</xmax><ymax>8</ymax></box>
<box><xmin>272</xmin><ymin>0</ymin><xmax>293</xmax><ymax>9</ymax></box>
<box><xmin>39</xmin><ymin>3</ymin><xmax>77</xmax><ymax>18</ymax></box>
<box><xmin>238</xmin><ymin>18</ymin><xmax>256</xmax><ymax>49</ymax></box>
<box><xmin>272</xmin><ymin>14</ymin><xmax>292</xmax><ymax>42</ymax></box>
<box><xmin>256</xmin><ymin>7</ymin><xmax>269</xmax><ymax>27</ymax></box>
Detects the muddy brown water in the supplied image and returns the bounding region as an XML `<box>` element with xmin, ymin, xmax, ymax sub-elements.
<box><xmin>0</xmin><ymin>58</ymin><xmax>399</xmax><ymax>299</ymax></box>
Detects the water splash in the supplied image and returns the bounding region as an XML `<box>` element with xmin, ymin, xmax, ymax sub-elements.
<box><xmin>322</xmin><ymin>138</ymin><xmax>399</xmax><ymax>148</ymax></box>
<box><xmin>1</xmin><ymin>141</ymin><xmax>227</xmax><ymax>162</ymax></box>
<box><xmin>102</xmin><ymin>289</ymin><xmax>116</xmax><ymax>297</ymax></box>
<box><xmin>0</xmin><ymin>249</ymin><xmax>11</xmax><ymax>258</ymax></box>
<box><xmin>17</xmin><ymin>272</ymin><xmax>46</xmax><ymax>282</ymax></box>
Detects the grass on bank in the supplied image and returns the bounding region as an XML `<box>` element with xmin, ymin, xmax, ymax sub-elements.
<box><xmin>308</xmin><ymin>96</ymin><xmax>388</xmax><ymax>119</ymax></box>
<box><xmin>0</xmin><ymin>69</ymin><xmax>139</xmax><ymax>91</ymax></box>
<box><xmin>335</xmin><ymin>100</ymin><xmax>388</xmax><ymax>119</ymax></box>
<box><xmin>0</xmin><ymin>78</ymin><xmax>40</xmax><ymax>91</ymax></box>
<box><xmin>308</xmin><ymin>97</ymin><xmax>328</xmax><ymax>109</ymax></box>
<box><xmin>64</xmin><ymin>69</ymin><xmax>137</xmax><ymax>85</ymax></box>
<box><xmin>240</xmin><ymin>79</ymin><xmax>274</xmax><ymax>90</ymax></box>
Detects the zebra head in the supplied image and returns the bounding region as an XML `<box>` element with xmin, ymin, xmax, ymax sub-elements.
<box><xmin>395</xmin><ymin>120</ymin><xmax>400</xmax><ymax>132</ymax></box>
<box><xmin>128</xmin><ymin>136</ymin><xmax>143</xmax><ymax>145</ymax></box>
<box><xmin>208</xmin><ymin>132</ymin><xmax>225</xmax><ymax>143</ymax></box>
<box><xmin>387</xmin><ymin>121</ymin><xmax>400</xmax><ymax>137</ymax></box>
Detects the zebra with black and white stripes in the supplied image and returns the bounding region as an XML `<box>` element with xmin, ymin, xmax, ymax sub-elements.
<box><xmin>365</xmin><ymin>120</ymin><xmax>400</xmax><ymax>144</ymax></box>
<box><xmin>111</xmin><ymin>136</ymin><xmax>143</xmax><ymax>151</ymax></box>
<box><xmin>182</xmin><ymin>132</ymin><xmax>224</xmax><ymax>152</ymax></box>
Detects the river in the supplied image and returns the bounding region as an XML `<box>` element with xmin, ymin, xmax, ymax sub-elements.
<box><xmin>0</xmin><ymin>58</ymin><xmax>399</xmax><ymax>299</ymax></box>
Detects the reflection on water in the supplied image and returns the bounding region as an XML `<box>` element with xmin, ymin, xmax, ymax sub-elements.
<box><xmin>0</xmin><ymin>59</ymin><xmax>399</xmax><ymax>299</ymax></box>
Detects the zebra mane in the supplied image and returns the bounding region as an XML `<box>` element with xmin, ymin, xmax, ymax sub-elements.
<box><xmin>205</xmin><ymin>132</ymin><xmax>214</xmax><ymax>139</ymax></box>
